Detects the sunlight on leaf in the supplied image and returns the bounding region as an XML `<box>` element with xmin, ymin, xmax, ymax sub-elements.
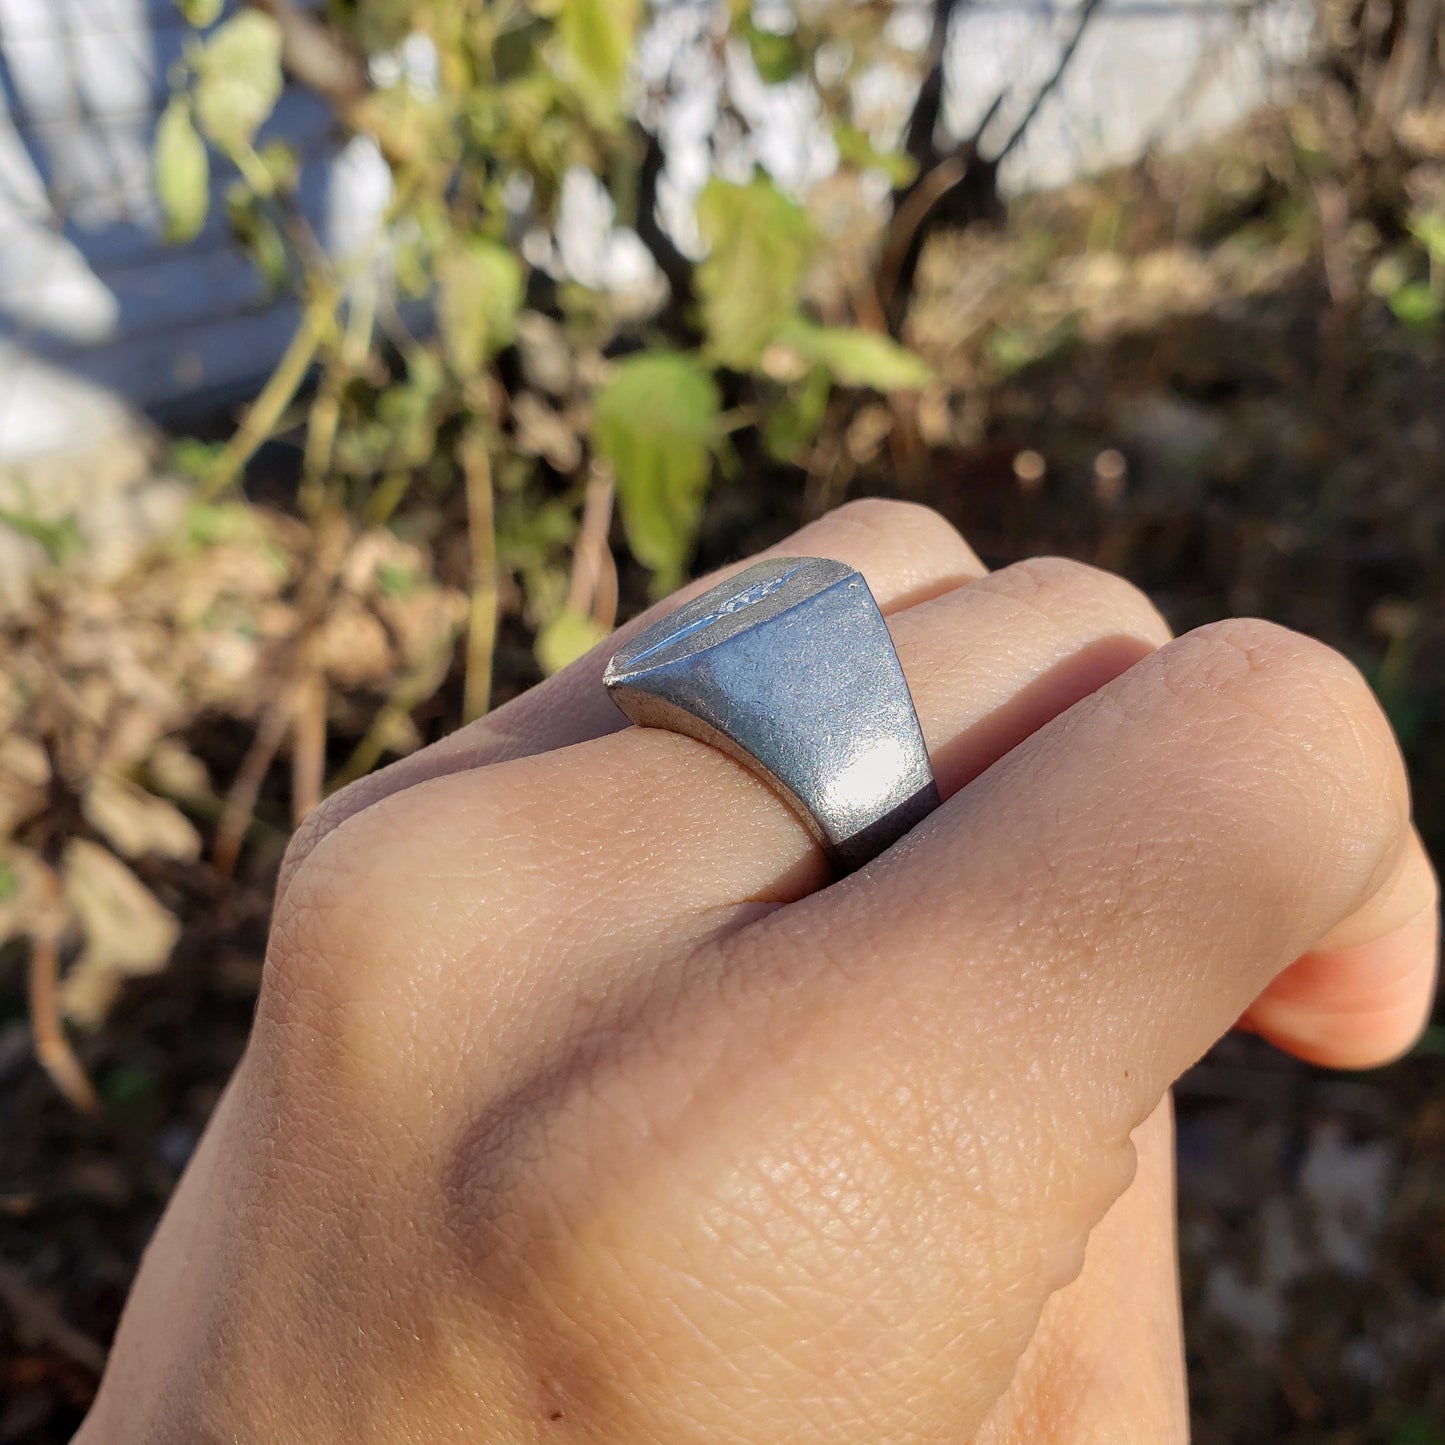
<box><xmin>438</xmin><ymin>238</ymin><xmax>525</xmax><ymax>378</ymax></box>
<box><xmin>555</xmin><ymin>0</ymin><xmax>640</xmax><ymax>131</ymax></box>
<box><xmin>155</xmin><ymin>98</ymin><xmax>211</xmax><ymax>244</ymax></box>
<box><xmin>194</xmin><ymin>11</ymin><xmax>285</xmax><ymax>156</ymax></box>
<box><xmin>595</xmin><ymin>353</ymin><xmax>719</xmax><ymax>593</ymax></box>
<box><xmin>696</xmin><ymin>175</ymin><xmax>815</xmax><ymax>370</ymax></box>
<box><xmin>175</xmin><ymin>0</ymin><xmax>223</xmax><ymax>26</ymax></box>
<box><xmin>535</xmin><ymin>609</ymin><xmax>610</xmax><ymax>675</ymax></box>
<box><xmin>776</xmin><ymin>317</ymin><xmax>933</xmax><ymax>390</ymax></box>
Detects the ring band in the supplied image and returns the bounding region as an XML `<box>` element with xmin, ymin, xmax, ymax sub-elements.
<box><xmin>603</xmin><ymin>557</ymin><xmax>940</xmax><ymax>873</ymax></box>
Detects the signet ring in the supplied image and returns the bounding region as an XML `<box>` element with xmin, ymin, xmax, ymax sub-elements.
<box><xmin>602</xmin><ymin>557</ymin><xmax>940</xmax><ymax>874</ymax></box>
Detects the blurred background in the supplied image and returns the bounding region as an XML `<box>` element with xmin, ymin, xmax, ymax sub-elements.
<box><xmin>0</xmin><ymin>0</ymin><xmax>1441</xmax><ymax>1439</ymax></box>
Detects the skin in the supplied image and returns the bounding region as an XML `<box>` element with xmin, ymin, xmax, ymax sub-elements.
<box><xmin>77</xmin><ymin>500</ymin><xmax>1438</xmax><ymax>1444</ymax></box>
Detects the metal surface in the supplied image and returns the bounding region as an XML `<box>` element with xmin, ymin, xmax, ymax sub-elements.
<box><xmin>603</xmin><ymin>556</ymin><xmax>940</xmax><ymax>873</ymax></box>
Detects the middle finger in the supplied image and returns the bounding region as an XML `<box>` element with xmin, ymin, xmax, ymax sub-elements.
<box><xmin>284</xmin><ymin>556</ymin><xmax>1171</xmax><ymax>1086</ymax></box>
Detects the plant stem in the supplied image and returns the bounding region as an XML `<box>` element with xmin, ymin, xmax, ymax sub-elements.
<box><xmin>203</xmin><ymin>295</ymin><xmax>333</xmax><ymax>501</ymax></box>
<box><xmin>27</xmin><ymin>865</ymin><xmax>99</xmax><ymax>1117</ymax></box>
<box><xmin>461</xmin><ymin>427</ymin><xmax>498</xmax><ymax>723</ymax></box>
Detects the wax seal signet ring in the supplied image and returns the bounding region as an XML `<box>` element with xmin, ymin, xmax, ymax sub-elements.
<box><xmin>602</xmin><ymin>556</ymin><xmax>940</xmax><ymax>874</ymax></box>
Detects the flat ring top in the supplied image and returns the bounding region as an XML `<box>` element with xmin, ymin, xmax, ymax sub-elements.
<box><xmin>604</xmin><ymin>557</ymin><xmax>939</xmax><ymax>874</ymax></box>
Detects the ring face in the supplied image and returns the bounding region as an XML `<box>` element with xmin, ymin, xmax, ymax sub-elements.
<box><xmin>603</xmin><ymin>557</ymin><xmax>939</xmax><ymax>873</ymax></box>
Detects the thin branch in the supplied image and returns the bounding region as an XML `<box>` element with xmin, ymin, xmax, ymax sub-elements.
<box><xmin>243</xmin><ymin>0</ymin><xmax>370</xmax><ymax>111</ymax></box>
<box><xmin>566</xmin><ymin>463</ymin><xmax>619</xmax><ymax>630</ymax></box>
<box><xmin>214</xmin><ymin>517</ymin><xmax>348</xmax><ymax>877</ymax></box>
<box><xmin>0</xmin><ymin>1260</ymin><xmax>107</xmax><ymax>1375</ymax></box>
<box><xmin>633</xmin><ymin>124</ymin><xmax>698</xmax><ymax>330</ymax></box>
<box><xmin>992</xmin><ymin>0</ymin><xmax>1108</xmax><ymax>166</ymax></box>
<box><xmin>202</xmin><ymin>296</ymin><xmax>333</xmax><ymax>501</ymax></box>
<box><xmin>327</xmin><ymin>623</ymin><xmax>459</xmax><ymax>792</ymax></box>
<box><xmin>876</xmin><ymin>95</ymin><xmax>1005</xmax><ymax>330</ymax></box>
<box><xmin>27</xmin><ymin>864</ymin><xmax>99</xmax><ymax>1117</ymax></box>
<box><xmin>901</xmin><ymin>0</ymin><xmax>965</xmax><ymax>174</ymax></box>
<box><xmin>214</xmin><ymin>681</ymin><xmax>296</xmax><ymax>881</ymax></box>
<box><xmin>461</xmin><ymin>429</ymin><xmax>498</xmax><ymax>723</ymax></box>
<box><xmin>290</xmin><ymin>670</ymin><xmax>327</xmax><ymax>826</ymax></box>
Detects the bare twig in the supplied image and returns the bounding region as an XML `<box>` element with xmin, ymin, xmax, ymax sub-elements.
<box><xmin>633</xmin><ymin>124</ymin><xmax>699</xmax><ymax>340</ymax></box>
<box><xmin>213</xmin><ymin>684</ymin><xmax>297</xmax><ymax>881</ymax></box>
<box><xmin>875</xmin><ymin>93</ymin><xmax>1005</xmax><ymax>330</ymax></box>
<box><xmin>290</xmin><ymin>670</ymin><xmax>327</xmax><ymax>826</ymax></box>
<box><xmin>26</xmin><ymin>864</ymin><xmax>98</xmax><ymax>1117</ymax></box>
<box><xmin>214</xmin><ymin>517</ymin><xmax>350</xmax><ymax>877</ymax></box>
<box><xmin>992</xmin><ymin>0</ymin><xmax>1108</xmax><ymax>166</ymax></box>
<box><xmin>0</xmin><ymin>1259</ymin><xmax>107</xmax><ymax>1375</ymax></box>
<box><xmin>566</xmin><ymin>464</ymin><xmax>619</xmax><ymax>630</ymax></box>
<box><xmin>300</xmin><ymin>279</ymin><xmax>377</xmax><ymax>521</ymax></box>
<box><xmin>461</xmin><ymin>429</ymin><xmax>498</xmax><ymax>723</ymax></box>
<box><xmin>1364</xmin><ymin>0</ymin><xmax>1443</xmax><ymax>150</ymax></box>
<box><xmin>876</xmin><ymin>153</ymin><xmax>970</xmax><ymax>316</ymax></box>
<box><xmin>243</xmin><ymin>0</ymin><xmax>370</xmax><ymax>111</ymax></box>
<box><xmin>203</xmin><ymin>296</ymin><xmax>334</xmax><ymax>501</ymax></box>
<box><xmin>901</xmin><ymin>0</ymin><xmax>965</xmax><ymax>173</ymax></box>
<box><xmin>327</xmin><ymin>623</ymin><xmax>460</xmax><ymax>791</ymax></box>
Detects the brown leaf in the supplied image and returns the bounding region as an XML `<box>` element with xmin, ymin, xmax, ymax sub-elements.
<box><xmin>60</xmin><ymin>840</ymin><xmax>180</xmax><ymax>1029</ymax></box>
<box><xmin>82</xmin><ymin>775</ymin><xmax>202</xmax><ymax>863</ymax></box>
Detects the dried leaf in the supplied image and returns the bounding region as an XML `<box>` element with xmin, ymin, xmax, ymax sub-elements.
<box><xmin>0</xmin><ymin>846</ymin><xmax>48</xmax><ymax>948</ymax></box>
<box><xmin>61</xmin><ymin>841</ymin><xmax>181</xmax><ymax>1029</ymax></box>
<box><xmin>82</xmin><ymin>776</ymin><xmax>202</xmax><ymax>864</ymax></box>
<box><xmin>0</xmin><ymin>736</ymin><xmax>50</xmax><ymax>837</ymax></box>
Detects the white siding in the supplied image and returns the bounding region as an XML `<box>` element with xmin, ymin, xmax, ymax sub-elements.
<box><xmin>0</xmin><ymin>0</ymin><xmax>340</xmax><ymax>458</ymax></box>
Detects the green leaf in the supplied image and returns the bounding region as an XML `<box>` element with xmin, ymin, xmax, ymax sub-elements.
<box><xmin>556</xmin><ymin>0</ymin><xmax>640</xmax><ymax>131</ymax></box>
<box><xmin>777</xmin><ymin>317</ymin><xmax>932</xmax><ymax>390</ymax></box>
<box><xmin>0</xmin><ymin>507</ymin><xmax>84</xmax><ymax>564</ymax></box>
<box><xmin>1407</xmin><ymin>210</ymin><xmax>1445</xmax><ymax>264</ymax></box>
<box><xmin>225</xmin><ymin>182</ymin><xmax>289</xmax><ymax>293</ymax></box>
<box><xmin>535</xmin><ymin>609</ymin><xmax>610</xmax><ymax>675</ymax></box>
<box><xmin>763</xmin><ymin>365</ymin><xmax>831</xmax><ymax>463</ymax></box>
<box><xmin>194</xmin><ymin>11</ymin><xmax>284</xmax><ymax>156</ymax></box>
<box><xmin>594</xmin><ymin>353</ymin><xmax>720</xmax><ymax>593</ymax></box>
<box><xmin>696</xmin><ymin>175</ymin><xmax>816</xmax><ymax>370</ymax></box>
<box><xmin>437</xmin><ymin>237</ymin><xmax>525</xmax><ymax>377</ymax></box>
<box><xmin>154</xmin><ymin>98</ymin><xmax>211</xmax><ymax>244</ymax></box>
<box><xmin>170</xmin><ymin>437</ymin><xmax>227</xmax><ymax>482</ymax></box>
<box><xmin>1387</xmin><ymin>280</ymin><xmax>1444</xmax><ymax>332</ymax></box>
<box><xmin>833</xmin><ymin>123</ymin><xmax>917</xmax><ymax>188</ymax></box>
<box><xmin>176</xmin><ymin>0</ymin><xmax>224</xmax><ymax>27</ymax></box>
<box><xmin>739</xmin><ymin>18</ymin><xmax>803</xmax><ymax>85</ymax></box>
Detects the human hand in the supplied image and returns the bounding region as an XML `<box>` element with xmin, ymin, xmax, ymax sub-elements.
<box><xmin>77</xmin><ymin>501</ymin><xmax>1438</xmax><ymax>1443</ymax></box>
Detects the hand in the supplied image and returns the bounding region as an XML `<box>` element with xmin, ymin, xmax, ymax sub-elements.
<box><xmin>77</xmin><ymin>501</ymin><xmax>1438</xmax><ymax>1443</ymax></box>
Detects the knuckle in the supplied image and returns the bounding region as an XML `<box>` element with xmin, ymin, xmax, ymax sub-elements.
<box><xmin>262</xmin><ymin>795</ymin><xmax>429</xmax><ymax>1046</ymax></box>
<box><xmin>1163</xmin><ymin>618</ymin><xmax>1409</xmax><ymax>877</ymax></box>
<box><xmin>827</xmin><ymin>496</ymin><xmax>965</xmax><ymax>557</ymax></box>
<box><xmin>999</xmin><ymin>556</ymin><xmax>1172</xmax><ymax>641</ymax></box>
<box><xmin>276</xmin><ymin>776</ymin><xmax>367</xmax><ymax>894</ymax></box>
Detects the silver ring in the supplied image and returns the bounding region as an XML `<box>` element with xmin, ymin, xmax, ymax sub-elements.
<box><xmin>602</xmin><ymin>556</ymin><xmax>939</xmax><ymax>873</ymax></box>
